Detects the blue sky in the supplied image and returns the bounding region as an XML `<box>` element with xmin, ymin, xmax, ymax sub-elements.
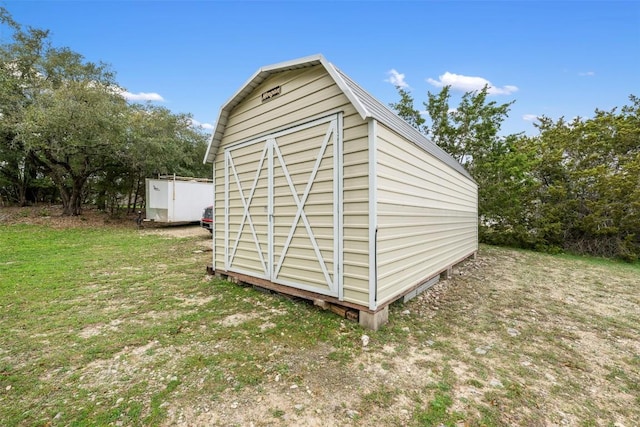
<box><xmin>4</xmin><ymin>1</ymin><xmax>639</xmax><ymax>136</ymax></box>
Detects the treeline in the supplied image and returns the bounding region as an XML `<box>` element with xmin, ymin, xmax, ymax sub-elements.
<box><xmin>392</xmin><ymin>87</ymin><xmax>639</xmax><ymax>261</ymax></box>
<box><xmin>0</xmin><ymin>8</ymin><xmax>210</xmax><ymax>216</ymax></box>
<box><xmin>2</xmin><ymin>9</ymin><xmax>638</xmax><ymax>260</ymax></box>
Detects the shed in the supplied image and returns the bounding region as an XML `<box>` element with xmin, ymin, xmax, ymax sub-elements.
<box><xmin>203</xmin><ymin>54</ymin><xmax>477</xmax><ymax>329</ymax></box>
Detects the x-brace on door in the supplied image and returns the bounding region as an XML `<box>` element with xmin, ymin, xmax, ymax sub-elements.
<box><xmin>224</xmin><ymin>114</ymin><xmax>342</xmax><ymax>298</ymax></box>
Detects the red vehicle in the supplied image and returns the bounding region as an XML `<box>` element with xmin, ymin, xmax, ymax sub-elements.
<box><xmin>200</xmin><ymin>205</ymin><xmax>213</xmax><ymax>233</ymax></box>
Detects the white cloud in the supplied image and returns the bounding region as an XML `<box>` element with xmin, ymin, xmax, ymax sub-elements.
<box><xmin>426</xmin><ymin>72</ymin><xmax>518</xmax><ymax>95</ymax></box>
<box><xmin>119</xmin><ymin>90</ymin><xmax>165</xmax><ymax>102</ymax></box>
<box><xmin>385</xmin><ymin>69</ymin><xmax>409</xmax><ymax>88</ymax></box>
<box><xmin>189</xmin><ymin>118</ymin><xmax>214</xmax><ymax>130</ymax></box>
<box><xmin>522</xmin><ymin>114</ymin><xmax>538</xmax><ymax>122</ymax></box>
<box><xmin>578</xmin><ymin>71</ymin><xmax>595</xmax><ymax>77</ymax></box>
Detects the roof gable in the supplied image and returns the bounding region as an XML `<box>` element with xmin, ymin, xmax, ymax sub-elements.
<box><xmin>203</xmin><ymin>54</ymin><xmax>472</xmax><ymax>181</ymax></box>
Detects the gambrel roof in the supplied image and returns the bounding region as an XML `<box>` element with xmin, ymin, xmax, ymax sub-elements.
<box><xmin>203</xmin><ymin>54</ymin><xmax>472</xmax><ymax>181</ymax></box>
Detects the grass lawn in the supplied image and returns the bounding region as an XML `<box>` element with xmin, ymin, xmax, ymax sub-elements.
<box><xmin>0</xmin><ymin>221</ymin><xmax>638</xmax><ymax>426</ymax></box>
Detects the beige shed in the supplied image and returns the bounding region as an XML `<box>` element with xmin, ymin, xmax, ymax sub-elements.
<box><xmin>203</xmin><ymin>54</ymin><xmax>477</xmax><ymax>329</ymax></box>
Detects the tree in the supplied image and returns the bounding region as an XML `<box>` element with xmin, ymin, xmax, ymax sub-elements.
<box><xmin>99</xmin><ymin>104</ymin><xmax>210</xmax><ymax>213</ymax></box>
<box><xmin>423</xmin><ymin>85</ymin><xmax>515</xmax><ymax>168</ymax></box>
<box><xmin>388</xmin><ymin>86</ymin><xmax>427</xmax><ymax>134</ymax></box>
<box><xmin>1</xmin><ymin>7</ymin><xmax>119</xmax><ymax>213</ymax></box>
<box><xmin>17</xmin><ymin>79</ymin><xmax>129</xmax><ymax>215</ymax></box>
<box><xmin>0</xmin><ymin>9</ymin><xmax>44</xmax><ymax>206</ymax></box>
<box><xmin>474</xmin><ymin>134</ymin><xmax>539</xmax><ymax>248</ymax></box>
<box><xmin>2</xmin><ymin>7</ymin><xmax>212</xmax><ymax>215</ymax></box>
<box><xmin>526</xmin><ymin>96</ymin><xmax>640</xmax><ymax>259</ymax></box>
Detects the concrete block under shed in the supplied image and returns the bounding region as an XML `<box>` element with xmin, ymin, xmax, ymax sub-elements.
<box><xmin>359</xmin><ymin>306</ymin><xmax>389</xmax><ymax>331</ymax></box>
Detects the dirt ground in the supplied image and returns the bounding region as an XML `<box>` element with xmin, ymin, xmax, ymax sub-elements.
<box><xmin>0</xmin><ymin>205</ymin><xmax>206</xmax><ymax>234</ymax></box>
<box><xmin>138</xmin><ymin>227</ymin><xmax>639</xmax><ymax>425</ymax></box>
<box><xmin>2</xmin><ymin>205</ymin><xmax>638</xmax><ymax>426</ymax></box>
<box><xmin>0</xmin><ymin>205</ymin><xmax>137</xmax><ymax>227</ymax></box>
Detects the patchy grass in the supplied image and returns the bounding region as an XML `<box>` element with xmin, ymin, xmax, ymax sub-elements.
<box><xmin>0</xmin><ymin>220</ymin><xmax>638</xmax><ymax>426</ymax></box>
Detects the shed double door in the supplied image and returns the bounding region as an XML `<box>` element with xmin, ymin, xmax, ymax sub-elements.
<box><xmin>224</xmin><ymin>114</ymin><xmax>342</xmax><ymax>297</ymax></box>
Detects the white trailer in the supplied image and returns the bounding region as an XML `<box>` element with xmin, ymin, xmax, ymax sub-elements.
<box><xmin>145</xmin><ymin>175</ymin><xmax>213</xmax><ymax>223</ymax></box>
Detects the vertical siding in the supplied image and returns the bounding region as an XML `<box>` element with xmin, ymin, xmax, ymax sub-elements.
<box><xmin>341</xmin><ymin>118</ymin><xmax>370</xmax><ymax>306</ymax></box>
<box><xmin>213</xmin><ymin>158</ymin><xmax>225</xmax><ymax>271</ymax></box>
<box><xmin>211</xmin><ymin>64</ymin><xmax>371</xmax><ymax>307</ymax></box>
<box><xmin>375</xmin><ymin>124</ymin><xmax>478</xmax><ymax>305</ymax></box>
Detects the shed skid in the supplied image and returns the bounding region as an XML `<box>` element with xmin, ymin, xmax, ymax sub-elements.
<box><xmin>207</xmin><ymin>248</ymin><xmax>474</xmax><ymax>330</ymax></box>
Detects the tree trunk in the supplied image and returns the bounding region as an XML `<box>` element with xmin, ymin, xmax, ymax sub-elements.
<box><xmin>64</xmin><ymin>194</ymin><xmax>81</xmax><ymax>216</ymax></box>
<box><xmin>18</xmin><ymin>184</ymin><xmax>27</xmax><ymax>207</ymax></box>
<box><xmin>132</xmin><ymin>175</ymin><xmax>142</xmax><ymax>210</ymax></box>
<box><xmin>126</xmin><ymin>186</ymin><xmax>133</xmax><ymax>213</ymax></box>
<box><xmin>58</xmin><ymin>184</ymin><xmax>71</xmax><ymax>215</ymax></box>
<box><xmin>62</xmin><ymin>178</ymin><xmax>86</xmax><ymax>216</ymax></box>
<box><xmin>96</xmin><ymin>189</ymin><xmax>106</xmax><ymax>211</ymax></box>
